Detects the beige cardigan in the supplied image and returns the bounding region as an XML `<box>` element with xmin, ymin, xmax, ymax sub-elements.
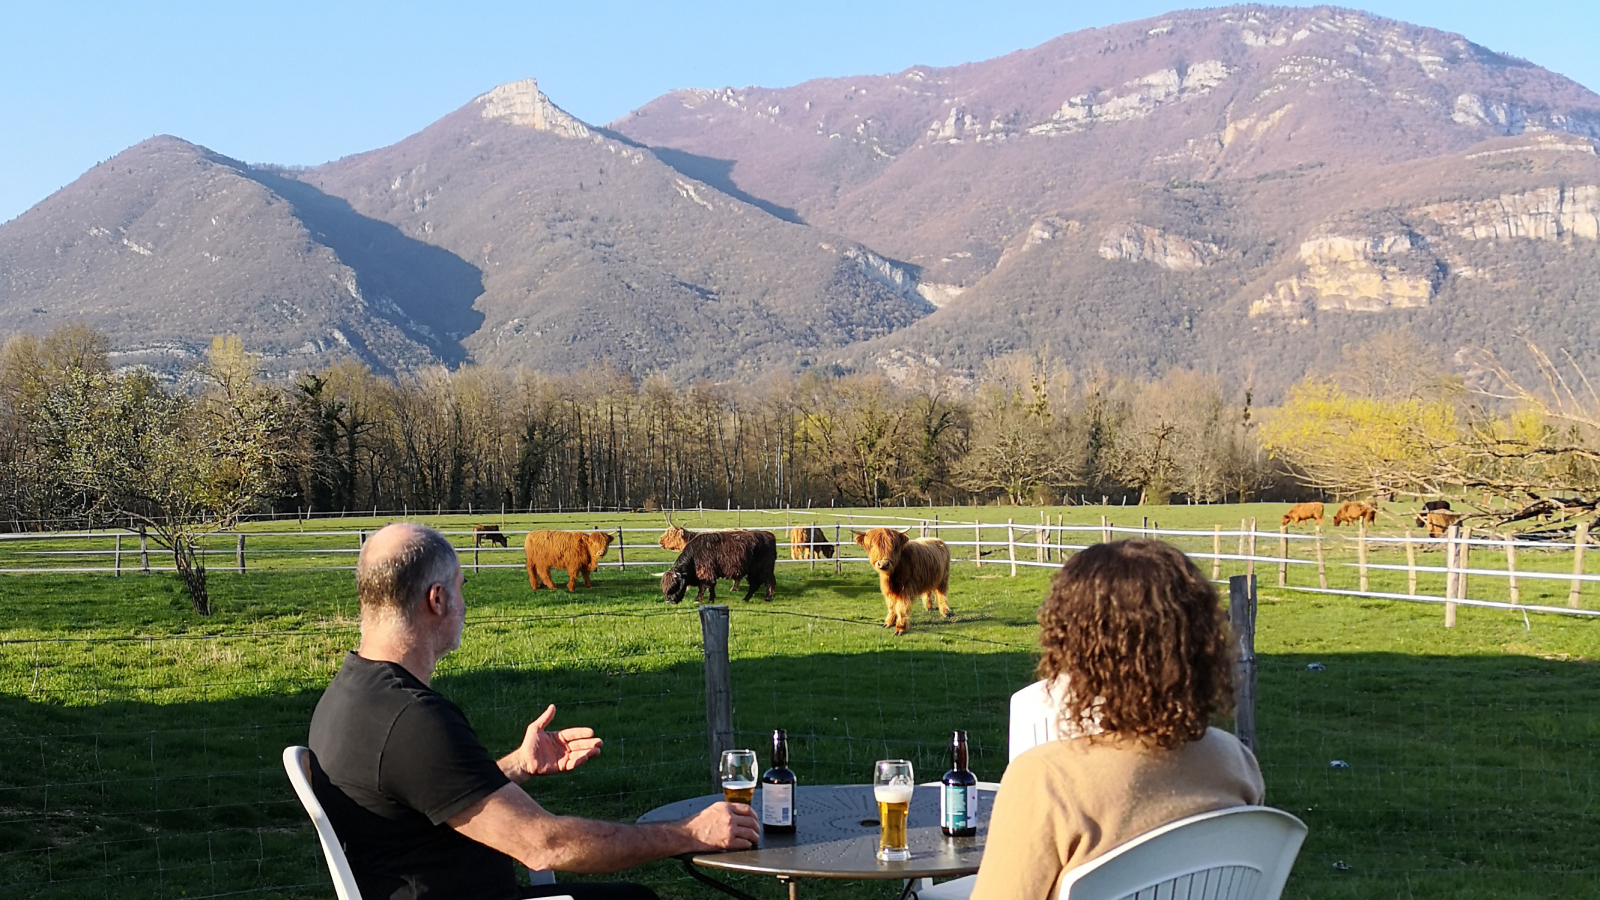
<box><xmin>970</xmin><ymin>727</ymin><xmax>1265</xmax><ymax>900</ymax></box>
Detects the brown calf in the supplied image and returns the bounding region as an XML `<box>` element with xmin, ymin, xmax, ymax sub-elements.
<box><xmin>1282</xmin><ymin>502</ymin><xmax>1325</xmax><ymax>527</ymax></box>
<box><xmin>789</xmin><ymin>525</ymin><xmax>836</xmax><ymax>560</ymax></box>
<box><xmin>1331</xmin><ymin>501</ymin><xmax>1377</xmax><ymax>527</ymax></box>
<box><xmin>473</xmin><ymin>524</ymin><xmax>508</xmax><ymax>548</ymax></box>
<box><xmin>524</xmin><ymin>530</ymin><xmax>613</xmax><ymax>593</ymax></box>
<box><xmin>852</xmin><ymin>528</ymin><xmax>951</xmax><ymax>635</ymax></box>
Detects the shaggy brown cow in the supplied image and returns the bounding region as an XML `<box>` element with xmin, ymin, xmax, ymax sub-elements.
<box><xmin>1332</xmin><ymin>501</ymin><xmax>1378</xmax><ymax>526</ymax></box>
<box><xmin>852</xmin><ymin>528</ymin><xmax>951</xmax><ymax>635</ymax></box>
<box><xmin>789</xmin><ymin>525</ymin><xmax>836</xmax><ymax>560</ymax></box>
<box><xmin>1282</xmin><ymin>502</ymin><xmax>1325</xmax><ymax>527</ymax></box>
<box><xmin>523</xmin><ymin>530</ymin><xmax>613</xmax><ymax>592</ymax></box>
<box><xmin>660</xmin><ymin>530</ymin><xmax>778</xmax><ymax>604</ymax></box>
<box><xmin>473</xmin><ymin>524</ymin><xmax>508</xmax><ymax>548</ymax></box>
<box><xmin>1424</xmin><ymin>510</ymin><xmax>1463</xmax><ymax>538</ymax></box>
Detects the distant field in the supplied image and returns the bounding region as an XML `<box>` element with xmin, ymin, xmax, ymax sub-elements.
<box><xmin>2</xmin><ymin>505</ymin><xmax>1597</xmax><ymax>899</ymax></box>
<box><xmin>5</xmin><ymin>502</ymin><xmax>1596</xmax><ymax>614</ymax></box>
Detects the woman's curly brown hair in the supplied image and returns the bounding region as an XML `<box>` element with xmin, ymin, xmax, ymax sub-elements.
<box><xmin>1037</xmin><ymin>540</ymin><xmax>1234</xmax><ymax>750</ymax></box>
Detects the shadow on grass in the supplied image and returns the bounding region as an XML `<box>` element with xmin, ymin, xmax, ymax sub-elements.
<box><xmin>2</xmin><ymin>631</ymin><xmax>1596</xmax><ymax>900</ymax></box>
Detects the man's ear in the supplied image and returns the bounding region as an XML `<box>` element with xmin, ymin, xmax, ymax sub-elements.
<box><xmin>426</xmin><ymin>582</ymin><xmax>450</xmax><ymax>615</ymax></box>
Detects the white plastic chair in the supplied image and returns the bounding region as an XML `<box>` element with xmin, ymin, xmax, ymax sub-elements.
<box><xmin>283</xmin><ymin>746</ymin><xmax>570</xmax><ymax>900</ymax></box>
<box><xmin>917</xmin><ymin>805</ymin><xmax>1306</xmax><ymax>900</ymax></box>
<box><xmin>1008</xmin><ymin>677</ymin><xmax>1065</xmax><ymax>760</ymax></box>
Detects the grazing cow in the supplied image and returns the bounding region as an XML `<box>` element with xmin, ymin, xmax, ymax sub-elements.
<box><xmin>789</xmin><ymin>525</ymin><xmax>836</xmax><ymax>560</ymax></box>
<box><xmin>1282</xmin><ymin>501</ymin><xmax>1325</xmax><ymax>527</ymax></box>
<box><xmin>1424</xmin><ymin>510</ymin><xmax>1463</xmax><ymax>538</ymax></box>
<box><xmin>1423</xmin><ymin>500</ymin><xmax>1452</xmax><ymax>513</ymax></box>
<box><xmin>523</xmin><ymin>530</ymin><xmax>613</xmax><ymax>593</ymax></box>
<box><xmin>658</xmin><ymin>524</ymin><xmax>696</xmax><ymax>552</ymax></box>
<box><xmin>660</xmin><ymin>530</ymin><xmax>778</xmax><ymax>604</ymax></box>
<box><xmin>852</xmin><ymin>528</ymin><xmax>952</xmax><ymax>636</ymax></box>
<box><xmin>1332</xmin><ymin>501</ymin><xmax>1378</xmax><ymax>527</ymax></box>
<box><xmin>473</xmin><ymin>524</ymin><xmax>508</xmax><ymax>548</ymax></box>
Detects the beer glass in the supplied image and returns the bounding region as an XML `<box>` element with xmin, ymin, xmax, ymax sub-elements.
<box><xmin>873</xmin><ymin>759</ymin><xmax>915</xmax><ymax>861</ymax></box>
<box><xmin>720</xmin><ymin>749</ymin><xmax>757</xmax><ymax>804</ymax></box>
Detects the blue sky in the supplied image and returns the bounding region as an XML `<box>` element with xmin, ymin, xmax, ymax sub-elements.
<box><xmin>2</xmin><ymin>1</ymin><xmax>1596</xmax><ymax>224</ymax></box>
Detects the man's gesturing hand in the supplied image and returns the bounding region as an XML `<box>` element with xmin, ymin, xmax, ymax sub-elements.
<box><xmin>684</xmin><ymin>802</ymin><xmax>761</xmax><ymax>851</ymax></box>
<box><xmin>501</xmin><ymin>704</ymin><xmax>603</xmax><ymax>783</ymax></box>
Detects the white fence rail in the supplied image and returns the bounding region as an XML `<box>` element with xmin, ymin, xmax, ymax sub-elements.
<box><xmin>4</xmin><ymin>516</ymin><xmax>1597</xmax><ymax>621</ymax></box>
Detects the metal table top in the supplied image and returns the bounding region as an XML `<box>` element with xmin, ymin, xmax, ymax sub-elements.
<box><xmin>638</xmin><ymin>783</ymin><xmax>993</xmax><ymax>880</ymax></box>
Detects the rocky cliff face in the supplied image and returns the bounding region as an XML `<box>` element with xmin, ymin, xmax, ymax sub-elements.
<box><xmin>1099</xmin><ymin>224</ymin><xmax>1228</xmax><ymax>270</ymax></box>
<box><xmin>476</xmin><ymin>79</ymin><xmax>591</xmax><ymax>138</ymax></box>
<box><xmin>1252</xmin><ymin>232</ymin><xmax>1440</xmax><ymax>316</ymax></box>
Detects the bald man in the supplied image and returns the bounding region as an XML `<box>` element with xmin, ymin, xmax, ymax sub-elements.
<box><xmin>308</xmin><ymin>523</ymin><xmax>759</xmax><ymax>900</ymax></box>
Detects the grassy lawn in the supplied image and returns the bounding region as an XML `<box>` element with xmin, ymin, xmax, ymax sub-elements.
<box><xmin>1</xmin><ymin>506</ymin><xmax>1596</xmax><ymax>899</ymax></box>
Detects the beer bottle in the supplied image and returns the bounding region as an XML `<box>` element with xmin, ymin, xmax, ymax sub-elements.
<box><xmin>760</xmin><ymin>729</ymin><xmax>797</xmax><ymax>833</ymax></box>
<box><xmin>941</xmin><ymin>730</ymin><xmax>978</xmax><ymax>837</ymax></box>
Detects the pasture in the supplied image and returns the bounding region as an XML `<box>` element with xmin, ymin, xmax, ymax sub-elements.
<box><xmin>2</xmin><ymin>505</ymin><xmax>1597</xmax><ymax>899</ymax></box>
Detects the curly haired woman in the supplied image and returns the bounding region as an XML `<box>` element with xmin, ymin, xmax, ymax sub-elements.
<box><xmin>970</xmin><ymin>540</ymin><xmax>1264</xmax><ymax>900</ymax></box>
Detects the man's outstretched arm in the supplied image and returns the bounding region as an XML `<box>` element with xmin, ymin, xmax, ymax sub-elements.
<box><xmin>447</xmin><ymin>784</ymin><xmax>760</xmax><ymax>874</ymax></box>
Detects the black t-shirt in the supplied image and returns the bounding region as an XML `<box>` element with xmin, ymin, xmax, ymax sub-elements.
<box><xmin>308</xmin><ymin>652</ymin><xmax>517</xmax><ymax>900</ymax></box>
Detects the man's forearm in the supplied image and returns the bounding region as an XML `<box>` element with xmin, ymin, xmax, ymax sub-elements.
<box><xmin>523</xmin><ymin>815</ymin><xmax>696</xmax><ymax>873</ymax></box>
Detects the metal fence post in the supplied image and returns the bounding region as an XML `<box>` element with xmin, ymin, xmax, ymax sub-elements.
<box><xmin>1229</xmin><ymin>574</ymin><xmax>1257</xmax><ymax>753</ymax></box>
<box><xmin>699</xmin><ymin>604</ymin><xmax>734</xmax><ymax>787</ymax></box>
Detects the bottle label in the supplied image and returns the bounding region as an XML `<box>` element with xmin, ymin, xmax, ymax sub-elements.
<box><xmin>761</xmin><ymin>782</ymin><xmax>793</xmax><ymax>826</ymax></box>
<box><xmin>941</xmin><ymin>784</ymin><xmax>976</xmax><ymax>830</ymax></box>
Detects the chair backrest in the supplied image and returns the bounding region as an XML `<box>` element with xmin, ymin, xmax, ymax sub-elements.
<box><xmin>1059</xmin><ymin>806</ymin><xmax>1307</xmax><ymax>900</ymax></box>
<box><xmin>1009</xmin><ymin>678</ymin><xmax>1066</xmax><ymax>761</ymax></box>
<box><xmin>282</xmin><ymin>746</ymin><xmax>363</xmax><ymax>900</ymax></box>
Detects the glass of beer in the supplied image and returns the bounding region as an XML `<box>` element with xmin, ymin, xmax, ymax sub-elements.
<box><xmin>720</xmin><ymin>749</ymin><xmax>757</xmax><ymax>804</ymax></box>
<box><xmin>873</xmin><ymin>759</ymin><xmax>915</xmax><ymax>861</ymax></box>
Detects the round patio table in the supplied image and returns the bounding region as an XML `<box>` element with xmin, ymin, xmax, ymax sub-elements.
<box><xmin>638</xmin><ymin>783</ymin><xmax>994</xmax><ymax>899</ymax></box>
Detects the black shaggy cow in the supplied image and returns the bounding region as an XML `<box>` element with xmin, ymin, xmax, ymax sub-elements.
<box><xmin>1415</xmin><ymin>500</ymin><xmax>1453</xmax><ymax>527</ymax></box>
<box><xmin>660</xmin><ymin>529</ymin><xmax>777</xmax><ymax>604</ymax></box>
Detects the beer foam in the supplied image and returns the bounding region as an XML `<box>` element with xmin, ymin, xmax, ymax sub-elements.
<box><xmin>874</xmin><ymin>784</ymin><xmax>915</xmax><ymax>804</ymax></box>
<box><xmin>722</xmin><ymin>780</ymin><xmax>756</xmax><ymax>790</ymax></box>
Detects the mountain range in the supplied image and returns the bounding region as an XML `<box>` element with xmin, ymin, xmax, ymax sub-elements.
<box><xmin>4</xmin><ymin>5</ymin><xmax>1600</xmax><ymax>395</ymax></box>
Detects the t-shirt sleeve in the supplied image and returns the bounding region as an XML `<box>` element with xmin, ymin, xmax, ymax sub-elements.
<box><xmin>970</xmin><ymin>749</ymin><xmax>1079</xmax><ymax>900</ymax></box>
<box><xmin>381</xmin><ymin>695</ymin><xmax>511</xmax><ymax>825</ymax></box>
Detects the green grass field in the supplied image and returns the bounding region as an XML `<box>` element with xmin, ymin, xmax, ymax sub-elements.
<box><xmin>2</xmin><ymin>506</ymin><xmax>1597</xmax><ymax>899</ymax></box>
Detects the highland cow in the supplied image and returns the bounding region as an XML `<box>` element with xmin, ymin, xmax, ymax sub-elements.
<box><xmin>1424</xmin><ymin>510</ymin><xmax>1463</xmax><ymax>538</ymax></box>
<box><xmin>789</xmin><ymin>525</ymin><xmax>836</xmax><ymax>560</ymax></box>
<box><xmin>658</xmin><ymin>524</ymin><xmax>696</xmax><ymax>551</ymax></box>
<box><xmin>1281</xmin><ymin>502</ymin><xmax>1325</xmax><ymax>527</ymax></box>
<box><xmin>1332</xmin><ymin>501</ymin><xmax>1378</xmax><ymax>527</ymax></box>
<box><xmin>852</xmin><ymin>527</ymin><xmax>951</xmax><ymax>636</ymax></box>
<box><xmin>660</xmin><ymin>529</ymin><xmax>778</xmax><ymax>604</ymax></box>
<box><xmin>523</xmin><ymin>530</ymin><xmax>613</xmax><ymax>593</ymax></box>
<box><xmin>473</xmin><ymin>524</ymin><xmax>508</xmax><ymax>548</ymax></box>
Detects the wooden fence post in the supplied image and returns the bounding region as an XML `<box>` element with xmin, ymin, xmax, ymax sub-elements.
<box><xmin>236</xmin><ymin>533</ymin><xmax>246</xmax><ymax>574</ymax></box>
<box><xmin>140</xmin><ymin>529</ymin><xmax>149</xmax><ymax>573</ymax></box>
<box><xmin>974</xmin><ymin>521</ymin><xmax>982</xmax><ymax>568</ymax></box>
<box><xmin>1315</xmin><ymin>526</ymin><xmax>1328</xmax><ymax>589</ymax></box>
<box><xmin>1056</xmin><ymin>514</ymin><xmax>1063</xmax><ymax>561</ymax></box>
<box><xmin>1278</xmin><ymin>526</ymin><xmax>1288</xmax><ymax>588</ymax></box>
<box><xmin>1246</xmin><ymin>518</ymin><xmax>1257</xmax><ymax>581</ymax></box>
<box><xmin>1236</xmin><ymin>519</ymin><xmax>1247</xmax><ymax>571</ymax></box>
<box><xmin>1008</xmin><ymin>519</ymin><xmax>1017</xmax><ymax>577</ymax></box>
<box><xmin>699</xmin><ymin>605</ymin><xmax>734</xmax><ymax>786</ymax></box>
<box><xmin>1405</xmin><ymin>531</ymin><xmax>1417</xmax><ymax>596</ymax></box>
<box><xmin>1357</xmin><ymin>520</ymin><xmax>1368</xmax><ymax>593</ymax></box>
<box><xmin>1101</xmin><ymin>516</ymin><xmax>1111</xmax><ymax>545</ymax></box>
<box><xmin>1212</xmin><ymin>525</ymin><xmax>1222</xmax><ymax>580</ymax></box>
<box><xmin>1035</xmin><ymin>524</ymin><xmax>1046</xmax><ymax>564</ymax></box>
<box><xmin>1569</xmin><ymin>521</ymin><xmax>1589</xmax><ymax>609</ymax></box>
<box><xmin>810</xmin><ymin>523</ymin><xmax>817</xmax><ymax>572</ymax></box>
<box><xmin>114</xmin><ymin>534</ymin><xmax>122</xmax><ymax>577</ymax></box>
<box><xmin>835</xmin><ymin>524</ymin><xmax>842</xmax><ymax>575</ymax></box>
<box><xmin>1506</xmin><ymin>535</ymin><xmax>1520</xmax><ymax>605</ymax></box>
<box><xmin>617</xmin><ymin>527</ymin><xmax>626</xmax><ymax>571</ymax></box>
<box><xmin>1460</xmin><ymin>526</ymin><xmax>1472</xmax><ymax>600</ymax></box>
<box><xmin>1229</xmin><ymin>575</ymin><xmax>1257</xmax><ymax>753</ymax></box>
<box><xmin>1445</xmin><ymin>525</ymin><xmax>1459</xmax><ymax>628</ymax></box>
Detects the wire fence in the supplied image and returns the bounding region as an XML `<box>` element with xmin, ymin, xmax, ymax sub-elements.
<box><xmin>3</xmin><ymin>514</ymin><xmax>1597</xmax><ymax>898</ymax></box>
